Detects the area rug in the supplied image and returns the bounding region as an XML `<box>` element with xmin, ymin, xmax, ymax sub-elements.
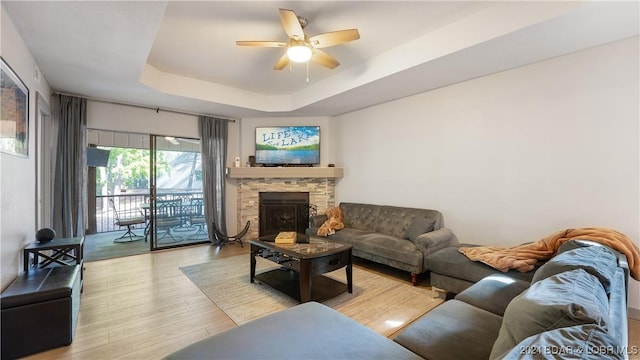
<box><xmin>180</xmin><ymin>255</ymin><xmax>443</xmax><ymax>337</ymax></box>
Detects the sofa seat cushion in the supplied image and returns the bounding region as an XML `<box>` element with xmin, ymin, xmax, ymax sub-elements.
<box><xmin>425</xmin><ymin>246</ymin><xmax>538</xmax><ymax>284</ymax></box>
<box><xmin>324</xmin><ymin>228</ymin><xmax>374</xmax><ymax>244</ymax></box>
<box><xmin>490</xmin><ymin>269</ymin><xmax>610</xmax><ymax>359</ymax></box>
<box><xmin>531</xmin><ymin>244</ymin><xmax>617</xmax><ymax>293</ymax></box>
<box><xmin>454</xmin><ymin>274</ymin><xmax>530</xmax><ymax>316</ymax></box>
<box><xmin>394</xmin><ymin>299</ymin><xmax>503</xmax><ymax>360</ymax></box>
<box><xmin>351</xmin><ymin>233</ymin><xmax>422</xmax><ymax>267</ymax></box>
<box><xmin>499</xmin><ymin>324</ymin><xmax>625</xmax><ymax>360</ymax></box>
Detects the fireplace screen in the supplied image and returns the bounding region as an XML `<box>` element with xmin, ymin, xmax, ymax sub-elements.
<box><xmin>259</xmin><ymin>192</ymin><xmax>310</xmax><ymax>237</ymax></box>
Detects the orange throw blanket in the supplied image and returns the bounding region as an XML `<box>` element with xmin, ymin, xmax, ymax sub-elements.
<box><xmin>459</xmin><ymin>227</ymin><xmax>640</xmax><ymax>280</ymax></box>
<box><xmin>317</xmin><ymin>207</ymin><xmax>345</xmax><ymax>236</ymax></box>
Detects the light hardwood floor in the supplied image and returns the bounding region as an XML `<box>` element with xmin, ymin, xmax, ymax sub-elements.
<box><xmin>24</xmin><ymin>244</ymin><xmax>640</xmax><ymax>359</ymax></box>
<box><xmin>26</xmin><ymin>244</ymin><xmax>247</xmax><ymax>360</ymax></box>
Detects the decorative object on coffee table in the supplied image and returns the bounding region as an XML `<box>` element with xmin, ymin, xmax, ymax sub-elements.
<box><xmin>35</xmin><ymin>228</ymin><xmax>55</xmax><ymax>243</ymax></box>
<box><xmin>275</xmin><ymin>231</ymin><xmax>297</xmax><ymax>244</ymax></box>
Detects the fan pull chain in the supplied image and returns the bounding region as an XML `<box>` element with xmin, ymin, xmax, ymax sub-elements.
<box><xmin>306</xmin><ymin>61</ymin><xmax>310</xmax><ymax>83</ymax></box>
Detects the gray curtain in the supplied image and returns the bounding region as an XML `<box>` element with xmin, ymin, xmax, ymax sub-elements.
<box><xmin>52</xmin><ymin>95</ymin><xmax>87</xmax><ymax>238</ymax></box>
<box><xmin>198</xmin><ymin>115</ymin><xmax>229</xmax><ymax>243</ymax></box>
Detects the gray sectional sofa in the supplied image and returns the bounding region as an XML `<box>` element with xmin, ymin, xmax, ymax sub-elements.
<box><xmin>165</xmin><ymin>240</ymin><xmax>630</xmax><ymax>360</ymax></box>
<box><xmin>396</xmin><ymin>240</ymin><xmax>630</xmax><ymax>359</ymax></box>
<box><xmin>306</xmin><ymin>202</ymin><xmax>457</xmax><ymax>284</ymax></box>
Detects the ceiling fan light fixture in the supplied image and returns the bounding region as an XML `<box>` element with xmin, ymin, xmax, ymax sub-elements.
<box><xmin>236</xmin><ymin>9</ymin><xmax>358</xmax><ymax>70</ymax></box>
<box><xmin>287</xmin><ymin>44</ymin><xmax>312</xmax><ymax>62</ymax></box>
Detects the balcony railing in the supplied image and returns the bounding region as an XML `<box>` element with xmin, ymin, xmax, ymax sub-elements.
<box><xmin>95</xmin><ymin>191</ymin><xmax>203</xmax><ymax>233</ymax></box>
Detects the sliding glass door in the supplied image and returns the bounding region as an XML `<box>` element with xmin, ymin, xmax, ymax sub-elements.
<box><xmin>149</xmin><ymin>135</ymin><xmax>208</xmax><ymax>250</ymax></box>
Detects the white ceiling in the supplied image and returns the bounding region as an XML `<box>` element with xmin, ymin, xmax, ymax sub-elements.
<box><xmin>3</xmin><ymin>1</ymin><xmax>638</xmax><ymax>118</ymax></box>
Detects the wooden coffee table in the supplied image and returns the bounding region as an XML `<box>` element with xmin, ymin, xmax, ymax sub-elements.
<box><xmin>250</xmin><ymin>234</ymin><xmax>352</xmax><ymax>303</ymax></box>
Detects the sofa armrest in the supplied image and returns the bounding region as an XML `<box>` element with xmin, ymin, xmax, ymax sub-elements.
<box><xmin>414</xmin><ymin>228</ymin><xmax>456</xmax><ymax>257</ymax></box>
<box><xmin>616</xmin><ymin>253</ymin><xmax>630</xmax><ymax>299</ymax></box>
<box><xmin>309</xmin><ymin>214</ymin><xmax>328</xmax><ymax>228</ymax></box>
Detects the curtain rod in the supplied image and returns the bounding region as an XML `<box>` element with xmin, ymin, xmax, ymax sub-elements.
<box><xmin>52</xmin><ymin>91</ymin><xmax>236</xmax><ymax>122</ymax></box>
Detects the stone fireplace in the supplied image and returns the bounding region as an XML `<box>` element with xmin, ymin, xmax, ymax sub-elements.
<box><xmin>235</xmin><ymin>177</ymin><xmax>337</xmax><ymax>240</ymax></box>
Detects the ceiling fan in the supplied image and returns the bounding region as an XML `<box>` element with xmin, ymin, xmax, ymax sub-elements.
<box><xmin>236</xmin><ymin>8</ymin><xmax>360</xmax><ymax>70</ymax></box>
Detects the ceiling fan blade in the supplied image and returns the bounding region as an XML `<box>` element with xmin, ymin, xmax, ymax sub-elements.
<box><xmin>236</xmin><ymin>41</ymin><xmax>287</xmax><ymax>48</ymax></box>
<box><xmin>311</xmin><ymin>49</ymin><xmax>340</xmax><ymax>69</ymax></box>
<box><xmin>273</xmin><ymin>53</ymin><xmax>290</xmax><ymax>70</ymax></box>
<box><xmin>279</xmin><ymin>8</ymin><xmax>304</xmax><ymax>40</ymax></box>
<box><xmin>309</xmin><ymin>29</ymin><xmax>360</xmax><ymax>48</ymax></box>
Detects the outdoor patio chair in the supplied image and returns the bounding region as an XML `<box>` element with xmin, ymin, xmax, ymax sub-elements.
<box><xmin>212</xmin><ymin>220</ymin><xmax>250</xmax><ymax>248</ymax></box>
<box><xmin>109</xmin><ymin>199</ymin><xmax>146</xmax><ymax>243</ymax></box>
<box><xmin>188</xmin><ymin>198</ymin><xmax>208</xmax><ymax>239</ymax></box>
<box><xmin>154</xmin><ymin>199</ymin><xmax>183</xmax><ymax>243</ymax></box>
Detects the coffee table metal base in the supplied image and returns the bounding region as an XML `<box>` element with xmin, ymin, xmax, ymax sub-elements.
<box><xmin>254</xmin><ymin>268</ymin><xmax>348</xmax><ymax>302</ymax></box>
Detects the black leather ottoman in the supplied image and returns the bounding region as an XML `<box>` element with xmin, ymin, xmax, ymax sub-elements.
<box><xmin>1</xmin><ymin>265</ymin><xmax>81</xmax><ymax>359</ymax></box>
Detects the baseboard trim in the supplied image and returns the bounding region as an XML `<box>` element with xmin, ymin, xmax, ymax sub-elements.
<box><xmin>629</xmin><ymin>307</ymin><xmax>640</xmax><ymax>320</ymax></box>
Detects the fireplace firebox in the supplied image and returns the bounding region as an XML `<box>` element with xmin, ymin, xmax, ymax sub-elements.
<box><xmin>259</xmin><ymin>192</ymin><xmax>310</xmax><ymax>237</ymax></box>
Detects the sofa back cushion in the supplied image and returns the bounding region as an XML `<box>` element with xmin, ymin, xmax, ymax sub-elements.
<box><xmin>556</xmin><ymin>239</ymin><xmax>600</xmax><ymax>254</ymax></box>
<box><xmin>374</xmin><ymin>206</ymin><xmax>443</xmax><ymax>238</ymax></box>
<box><xmin>340</xmin><ymin>203</ymin><xmax>381</xmax><ymax>231</ymax></box>
<box><xmin>531</xmin><ymin>244</ymin><xmax>617</xmax><ymax>294</ymax></box>
<box><xmin>489</xmin><ymin>269</ymin><xmax>610</xmax><ymax>359</ymax></box>
<box><xmin>454</xmin><ymin>275</ymin><xmax>530</xmax><ymax>317</ymax></box>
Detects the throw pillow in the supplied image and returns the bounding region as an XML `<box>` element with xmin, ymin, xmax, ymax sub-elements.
<box><xmin>531</xmin><ymin>245</ymin><xmax>617</xmax><ymax>294</ymax></box>
<box><xmin>404</xmin><ymin>217</ymin><xmax>435</xmax><ymax>242</ymax></box>
<box><xmin>489</xmin><ymin>269</ymin><xmax>610</xmax><ymax>359</ymax></box>
<box><xmin>498</xmin><ymin>324</ymin><xmax>624</xmax><ymax>360</ymax></box>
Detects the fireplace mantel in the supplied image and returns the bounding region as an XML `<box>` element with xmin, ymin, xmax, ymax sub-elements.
<box><xmin>227</xmin><ymin>167</ymin><xmax>343</xmax><ymax>179</ymax></box>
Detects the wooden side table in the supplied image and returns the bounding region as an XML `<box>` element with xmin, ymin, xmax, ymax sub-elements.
<box><xmin>23</xmin><ymin>236</ymin><xmax>84</xmax><ymax>289</ymax></box>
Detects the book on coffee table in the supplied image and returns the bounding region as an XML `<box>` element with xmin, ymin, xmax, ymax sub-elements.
<box><xmin>275</xmin><ymin>232</ymin><xmax>297</xmax><ymax>244</ymax></box>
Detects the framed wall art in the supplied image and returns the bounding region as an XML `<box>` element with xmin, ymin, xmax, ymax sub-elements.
<box><xmin>1</xmin><ymin>57</ymin><xmax>29</xmax><ymax>157</ymax></box>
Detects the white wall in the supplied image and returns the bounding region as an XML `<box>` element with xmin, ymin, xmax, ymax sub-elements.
<box><xmin>87</xmin><ymin>101</ymin><xmax>198</xmax><ymax>138</ymax></box>
<box><xmin>334</xmin><ymin>36</ymin><xmax>640</xmax><ymax>311</ymax></box>
<box><xmin>1</xmin><ymin>7</ymin><xmax>52</xmax><ymax>289</ymax></box>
